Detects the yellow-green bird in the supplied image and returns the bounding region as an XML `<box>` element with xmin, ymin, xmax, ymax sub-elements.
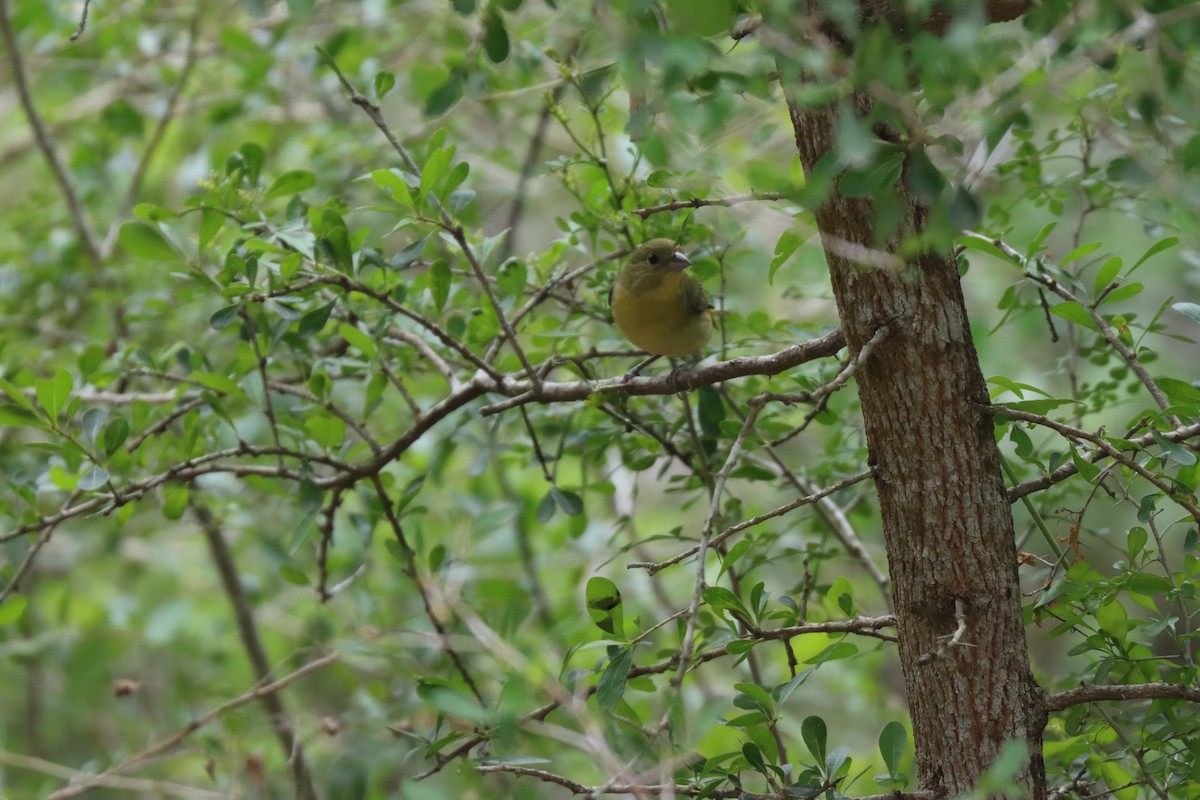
<box><xmin>609</xmin><ymin>239</ymin><xmax>714</xmax><ymax>359</ymax></box>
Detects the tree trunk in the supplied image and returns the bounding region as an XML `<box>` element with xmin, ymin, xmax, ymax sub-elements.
<box><xmin>785</xmin><ymin>97</ymin><xmax>1047</xmax><ymax>797</ymax></box>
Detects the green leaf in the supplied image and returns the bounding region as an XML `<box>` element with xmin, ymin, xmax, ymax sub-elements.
<box><xmin>1049</xmin><ymin>301</ymin><xmax>1099</xmax><ymax>332</ymax></box>
<box><xmin>393</xmin><ymin>234</ymin><xmax>429</xmax><ymax>269</ymax></box>
<box><xmin>0</xmin><ymin>405</ymin><xmax>38</xmax><ymax>427</ymax></box>
<box><xmin>1095</xmin><ymin>599</ymin><xmax>1128</xmax><ymax>640</ymax></box>
<box><xmin>718</xmin><ymin>539</ymin><xmax>750</xmax><ymax>583</ymax></box>
<box><xmin>1060</xmin><ymin>241</ymin><xmax>1101</xmax><ymax>266</ymax></box>
<box><xmin>1171</xmin><ymin>301</ymin><xmax>1200</xmax><ymax>326</ymax></box>
<box><xmin>0</xmin><ymin>377</ymin><xmax>36</xmax><ymax>413</ymax></box>
<box><xmin>535</xmin><ymin>490</ymin><xmax>556</xmax><ymax>523</ymax></box>
<box><xmin>839</xmin><ymin>152</ymin><xmax>904</xmax><ymax>199</ymax></box>
<box><xmin>1070</xmin><ymin>444</ymin><xmax>1100</xmax><ymax>483</ymax></box>
<box><xmin>1153</xmin><ymin>430</ymin><xmax>1197</xmax><ymax>466</ymax></box>
<box><xmin>429</xmin><ymin>259</ymin><xmax>451</xmax><ymax>312</ymax></box>
<box><xmin>119</xmin><ymin>222</ymin><xmax>179</xmax><ymax>261</ymax></box>
<box><xmin>1092</xmin><ymin>256</ymin><xmax>1122</xmax><ymax>296</ymax></box>
<box><xmin>0</xmin><ymin>596</ymin><xmax>29</xmax><ymax>625</ymax></box>
<box><xmin>878</xmin><ymin>721</ymin><xmax>907</xmax><ymax>776</ymax></box>
<box><xmin>586</xmin><ymin>577</ymin><xmax>624</xmax><ymax>637</ymax></box>
<box><xmin>238</xmin><ymin>142</ymin><xmax>265</xmax><ymax>186</ymax></box>
<box><xmin>697</xmin><ymin>386</ymin><xmax>724</xmax><ymax>438</ymax></box>
<box><xmin>191</xmin><ymin>371</ymin><xmax>242</xmax><ymax>396</ymax></box>
<box><xmin>267</xmin><ymin>170</ymin><xmax>317</xmax><ymax>199</ymax></box>
<box><xmin>339</xmin><ymin>323</ymin><xmax>378</xmax><ymax>360</ymax></box>
<box><xmin>482</xmin><ymin>10</ymin><xmax>509</xmax><ymax>63</ymax></box>
<box><xmin>279</xmin><ymin>564</ymin><xmax>310</xmax><ymax>585</ymax></box>
<box><xmin>199</xmin><ymin>207</ymin><xmax>224</xmax><ymax>250</ymax></box>
<box><xmin>1096</xmin><ymin>282</ymin><xmax>1142</xmax><ymax>306</ymax></box>
<box><xmin>1129</xmin><ymin>236</ymin><xmax>1179</xmax><ymax>273</ymax></box>
<box><xmin>161</xmin><ymin>484</ymin><xmax>189</xmax><ymax>520</ymax></box>
<box><xmin>298</xmin><ymin>300</ymin><xmax>336</xmax><ymax>336</ymax></box>
<box><xmin>553</xmin><ymin>486</ymin><xmax>584</xmax><ymax>516</ymax></box>
<box><xmin>742</xmin><ymin>742</ymin><xmax>767</xmax><ymax>773</ymax></box>
<box><xmin>1156</xmin><ymin>377</ymin><xmax>1200</xmax><ymax>408</ymax></box>
<box><xmin>102</xmin><ymin>417</ymin><xmax>130</xmax><ymax>455</ymax></box>
<box><xmin>596</xmin><ymin>647</ymin><xmax>633</xmax><ymax>712</ymax></box>
<box><xmin>305</xmin><ymin>412</ymin><xmax>347</xmax><ymax>449</ymax></box>
<box><xmin>804</xmin><ymin>641</ymin><xmax>858</xmax><ymax>664</ymax></box>
<box><xmin>374</xmin><ymin>70</ymin><xmax>396</xmax><ymax>99</ymax></box>
<box><xmin>424</xmin><ymin>72</ymin><xmax>463</xmax><ymax>117</ymax></box>
<box><xmin>1126</xmin><ymin>527</ymin><xmax>1147</xmax><ymax>561</ymax></box>
<box><xmin>36</xmin><ymin>369</ymin><xmax>73</xmax><ymax>421</ymax></box>
<box><xmin>801</xmin><ymin>715</ymin><xmax>827</xmax><ymax>763</ymax></box>
<box><xmin>1001</xmin><ymin>398</ymin><xmax>1080</xmax><ymax>415</ymax></box>
<box><xmin>209</xmin><ymin>304</ymin><xmax>241</xmax><ymax>330</ymax></box>
<box><xmin>769</xmin><ymin>230</ymin><xmax>804</xmax><ymax>285</ymax></box>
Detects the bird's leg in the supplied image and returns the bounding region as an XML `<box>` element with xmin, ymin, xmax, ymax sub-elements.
<box><xmin>666</xmin><ymin>356</ymin><xmax>699</xmax><ymax>393</ymax></box>
<box><xmin>622</xmin><ymin>354</ymin><xmax>660</xmax><ymax>382</ymax></box>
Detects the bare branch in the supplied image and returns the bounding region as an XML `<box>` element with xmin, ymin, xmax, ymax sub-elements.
<box><xmin>479</xmin><ymin>328</ymin><xmax>846</xmax><ymax>416</ymax></box>
<box><xmin>0</xmin><ymin>747</ymin><xmax>231</xmax><ymax>799</ymax></box>
<box><xmin>1045</xmin><ymin>682</ymin><xmax>1200</xmax><ymax>712</ymax></box>
<box><xmin>633</xmin><ymin>193</ymin><xmax>787</xmax><ymax>220</ymax></box>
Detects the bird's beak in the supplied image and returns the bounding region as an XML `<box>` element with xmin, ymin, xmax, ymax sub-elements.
<box><xmin>668</xmin><ymin>251</ymin><xmax>691</xmax><ymax>271</ymax></box>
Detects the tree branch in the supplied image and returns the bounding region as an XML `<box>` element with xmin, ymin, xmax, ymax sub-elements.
<box><xmin>1045</xmin><ymin>682</ymin><xmax>1200</xmax><ymax>712</ymax></box>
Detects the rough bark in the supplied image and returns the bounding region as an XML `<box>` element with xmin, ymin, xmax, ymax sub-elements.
<box><xmin>785</xmin><ymin>96</ymin><xmax>1046</xmax><ymax>798</ymax></box>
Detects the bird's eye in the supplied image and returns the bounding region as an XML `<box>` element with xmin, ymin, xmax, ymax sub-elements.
<box><xmin>648</xmin><ymin>254</ymin><xmax>659</xmax><ymax>265</ymax></box>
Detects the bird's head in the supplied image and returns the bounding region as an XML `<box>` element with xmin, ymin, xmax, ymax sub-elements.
<box><xmin>630</xmin><ymin>239</ymin><xmax>691</xmax><ymax>273</ymax></box>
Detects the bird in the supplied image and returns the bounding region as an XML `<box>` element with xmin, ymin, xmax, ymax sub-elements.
<box><xmin>609</xmin><ymin>239</ymin><xmax>714</xmax><ymax>362</ymax></box>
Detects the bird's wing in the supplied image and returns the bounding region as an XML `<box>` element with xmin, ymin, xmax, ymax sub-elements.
<box><xmin>683</xmin><ymin>277</ymin><xmax>713</xmax><ymax>314</ymax></box>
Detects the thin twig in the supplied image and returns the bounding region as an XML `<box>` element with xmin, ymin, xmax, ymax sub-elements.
<box><xmin>633</xmin><ymin>193</ymin><xmax>787</xmax><ymax>220</ymax></box>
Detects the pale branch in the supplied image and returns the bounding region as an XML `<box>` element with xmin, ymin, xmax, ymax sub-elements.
<box><xmin>479</xmin><ymin>328</ymin><xmax>846</xmax><ymax>417</ymax></box>
<box><xmin>0</xmin><ymin>0</ymin><xmax>102</xmax><ymax>263</ymax></box>
<box><xmin>628</xmin><ymin>468</ymin><xmax>875</xmax><ymax>576</ymax></box>
<box><xmin>996</xmin><ymin>407</ymin><xmax>1200</xmax><ymax>522</ymax></box>
<box><xmin>0</xmin><ymin>748</ymin><xmax>230</xmax><ymax>800</ymax></box>
<box><xmin>633</xmin><ymin>193</ymin><xmax>787</xmax><ymax>220</ymax></box>
<box><xmin>46</xmin><ymin>652</ymin><xmax>338</xmax><ymax>800</ymax></box>
<box><xmin>1045</xmin><ymin>682</ymin><xmax>1200</xmax><ymax>712</ymax></box>
<box><xmin>3</xmin><ymin>334</ymin><xmax>846</xmax><ymax>545</ymax></box>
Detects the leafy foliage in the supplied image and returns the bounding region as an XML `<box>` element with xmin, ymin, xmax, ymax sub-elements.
<box><xmin>0</xmin><ymin>1</ymin><xmax>1198</xmax><ymax>798</ymax></box>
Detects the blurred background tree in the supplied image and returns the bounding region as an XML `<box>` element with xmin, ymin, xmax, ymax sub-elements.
<box><xmin>0</xmin><ymin>0</ymin><xmax>1198</xmax><ymax>798</ymax></box>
